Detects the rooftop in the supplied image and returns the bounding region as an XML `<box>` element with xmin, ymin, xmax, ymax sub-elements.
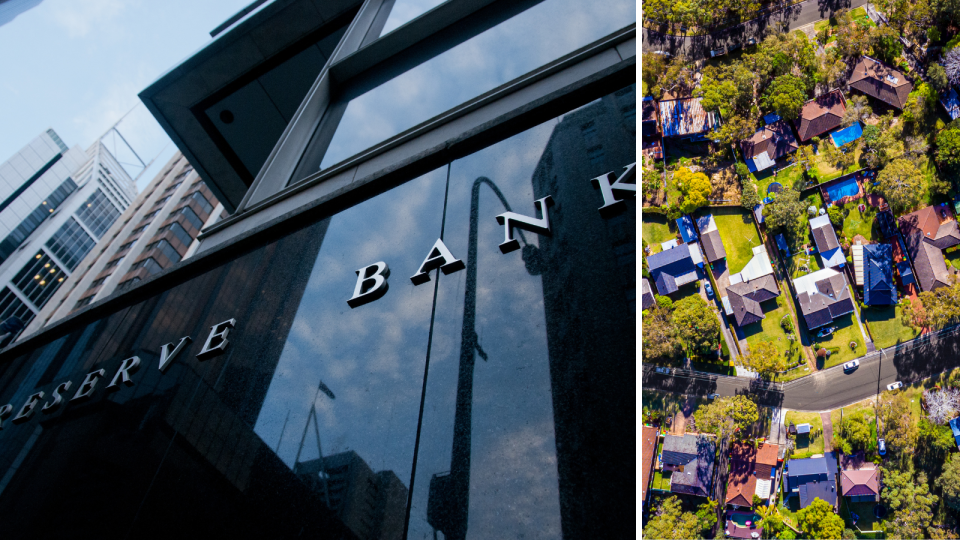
<box><xmin>795</xmin><ymin>90</ymin><xmax>845</xmax><ymax>142</ymax></box>
<box><xmin>848</xmin><ymin>56</ymin><xmax>914</xmax><ymax>109</ymax></box>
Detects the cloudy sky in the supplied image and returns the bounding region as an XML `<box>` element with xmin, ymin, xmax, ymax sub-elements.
<box><xmin>0</xmin><ymin>0</ymin><xmax>252</xmax><ymax>189</ymax></box>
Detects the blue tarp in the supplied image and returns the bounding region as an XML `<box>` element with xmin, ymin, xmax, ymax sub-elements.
<box><xmin>897</xmin><ymin>261</ymin><xmax>915</xmax><ymax>285</ymax></box>
<box><xmin>676</xmin><ymin>215</ymin><xmax>697</xmax><ymax>243</ymax></box>
<box><xmin>776</xmin><ymin>234</ymin><xmax>789</xmax><ymax>253</ymax></box>
<box><xmin>763</xmin><ymin>113</ymin><xmax>781</xmax><ymax>125</ymax></box>
<box><xmin>942</xmin><ymin>88</ymin><xmax>960</xmax><ymax>121</ymax></box>
<box><xmin>831</xmin><ymin>123</ymin><xmax>863</xmax><ymax>148</ymax></box>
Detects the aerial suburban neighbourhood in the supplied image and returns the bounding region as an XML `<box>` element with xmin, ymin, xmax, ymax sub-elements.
<box><xmin>642</xmin><ymin>0</ymin><xmax>960</xmax><ymax>537</ymax></box>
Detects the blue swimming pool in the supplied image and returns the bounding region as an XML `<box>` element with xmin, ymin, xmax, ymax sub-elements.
<box><xmin>824</xmin><ymin>177</ymin><xmax>860</xmax><ymax>201</ymax></box>
<box><xmin>831</xmin><ymin>123</ymin><xmax>863</xmax><ymax>148</ymax></box>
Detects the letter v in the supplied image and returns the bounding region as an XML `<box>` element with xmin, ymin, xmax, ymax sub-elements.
<box><xmin>159</xmin><ymin>337</ymin><xmax>192</xmax><ymax>373</ymax></box>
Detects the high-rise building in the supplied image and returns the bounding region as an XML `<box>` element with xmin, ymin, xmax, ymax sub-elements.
<box><xmin>0</xmin><ymin>129</ymin><xmax>135</xmax><ymax>328</ymax></box>
<box><xmin>28</xmin><ymin>152</ymin><xmax>225</xmax><ymax>331</ymax></box>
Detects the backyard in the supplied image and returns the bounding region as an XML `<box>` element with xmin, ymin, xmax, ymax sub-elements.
<box><xmin>643</xmin><ymin>214</ymin><xmax>676</xmax><ymax>254</ymax></box>
<box><xmin>785</xmin><ymin>411</ymin><xmax>825</xmax><ymax>458</ymax></box>
<box><xmin>843</xmin><ymin>499</ymin><xmax>883</xmax><ymax>533</ymax></box>
<box><xmin>712</xmin><ymin>209</ymin><xmax>762</xmax><ymax>273</ymax></box>
<box><xmin>811</xmin><ymin>147</ymin><xmax>863</xmax><ymax>184</ymax></box>
<box><xmin>861</xmin><ymin>304</ymin><xmax>917</xmax><ymax>350</ymax></box>
<box><xmin>652</xmin><ymin>470</ymin><xmax>672</xmax><ymax>491</ymax></box>
<box><xmin>839</xmin><ymin>205</ymin><xmax>879</xmax><ymax>244</ymax></box>
<box><xmin>788</xmin><ymin>252</ymin><xmax>822</xmax><ymax>279</ymax></box>
<box><xmin>742</xmin><ymin>298</ymin><xmax>804</xmax><ymax>376</ymax></box>
<box><xmin>814</xmin><ymin>6</ymin><xmax>876</xmax><ymax>41</ymax></box>
<box><xmin>807</xmin><ymin>311</ymin><xmax>866</xmax><ymax>369</ymax></box>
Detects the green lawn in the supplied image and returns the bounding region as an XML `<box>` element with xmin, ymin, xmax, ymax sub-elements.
<box><xmin>844</xmin><ymin>500</ymin><xmax>882</xmax><ymax>532</ymax></box>
<box><xmin>861</xmin><ymin>304</ymin><xmax>917</xmax><ymax>350</ymax></box>
<box><xmin>785</xmin><ymin>411</ymin><xmax>825</xmax><ymax>457</ymax></box>
<box><xmin>743</xmin><ymin>299</ymin><xmax>803</xmax><ymax>373</ymax></box>
<box><xmin>839</xmin><ymin>206</ymin><xmax>879</xmax><ymax>243</ymax></box>
<box><xmin>946</xmin><ymin>249</ymin><xmax>960</xmax><ymax>271</ymax></box>
<box><xmin>851</xmin><ymin>6</ymin><xmax>876</xmax><ymax>27</ymax></box>
<box><xmin>713</xmin><ymin>209</ymin><xmax>762</xmax><ymax>274</ymax></box>
<box><xmin>810</xmin><ymin>311</ymin><xmax>866</xmax><ymax>368</ymax></box>
<box><xmin>814</xmin><ymin>147</ymin><xmax>863</xmax><ymax>183</ymax></box>
<box><xmin>789</xmin><ymin>252</ymin><xmax>822</xmax><ymax>279</ymax></box>
<box><xmin>653</xmin><ymin>470</ymin><xmax>672</xmax><ymax>491</ymax></box>
<box><xmin>643</xmin><ymin>214</ymin><xmax>676</xmax><ymax>254</ymax></box>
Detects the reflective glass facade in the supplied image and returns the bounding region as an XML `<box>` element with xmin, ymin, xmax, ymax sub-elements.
<box><xmin>0</xmin><ymin>86</ymin><xmax>634</xmax><ymax>538</ymax></box>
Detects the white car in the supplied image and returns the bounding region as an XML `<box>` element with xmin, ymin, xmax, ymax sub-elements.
<box><xmin>655</xmin><ymin>367</ymin><xmax>671</xmax><ymax>374</ymax></box>
<box><xmin>887</xmin><ymin>381</ymin><xmax>903</xmax><ymax>391</ymax></box>
<box><xmin>843</xmin><ymin>360</ymin><xmax>860</xmax><ymax>372</ymax></box>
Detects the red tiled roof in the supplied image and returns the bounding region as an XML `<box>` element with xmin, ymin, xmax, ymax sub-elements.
<box><xmin>642</xmin><ymin>426</ymin><xmax>658</xmax><ymax>502</ymax></box>
<box><xmin>848</xmin><ymin>56</ymin><xmax>913</xmax><ymax>109</ymax></box>
<box><xmin>795</xmin><ymin>90</ymin><xmax>846</xmax><ymax>141</ymax></box>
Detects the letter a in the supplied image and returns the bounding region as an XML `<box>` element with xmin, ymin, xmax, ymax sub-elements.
<box><xmin>347</xmin><ymin>262</ymin><xmax>390</xmax><ymax>308</ymax></box>
<box><xmin>410</xmin><ymin>239</ymin><xmax>464</xmax><ymax>285</ymax></box>
<box><xmin>495</xmin><ymin>196</ymin><xmax>553</xmax><ymax>254</ymax></box>
<box><xmin>590</xmin><ymin>162</ymin><xmax>635</xmax><ymax>216</ymax></box>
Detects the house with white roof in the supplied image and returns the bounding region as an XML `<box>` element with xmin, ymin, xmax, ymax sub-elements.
<box><xmin>809</xmin><ymin>214</ymin><xmax>845</xmax><ymax>268</ymax></box>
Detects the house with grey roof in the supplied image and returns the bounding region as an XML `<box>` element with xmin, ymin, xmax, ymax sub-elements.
<box><xmin>741</xmin><ymin>120</ymin><xmax>799</xmax><ymax>172</ymax></box>
<box><xmin>661</xmin><ymin>433</ymin><xmax>716</xmax><ymax>498</ymax></box>
<box><xmin>899</xmin><ymin>206</ymin><xmax>960</xmax><ymax>292</ymax></box>
<box><xmin>785</xmin><ymin>454</ymin><xmax>838</xmax><ymax>510</ymax></box>
<box><xmin>809</xmin><ymin>214</ymin><xmax>844</xmax><ymax>268</ymax></box>
<box><xmin>793</xmin><ymin>268</ymin><xmax>855</xmax><ymax>330</ymax></box>
<box><xmin>647</xmin><ymin>244</ymin><xmax>699</xmax><ymax>295</ymax></box>
<box><xmin>695</xmin><ymin>214</ymin><xmax>726</xmax><ymax>263</ymax></box>
<box><xmin>641</xmin><ymin>278</ymin><xmax>655</xmax><ymax>311</ymax></box>
<box><xmin>722</xmin><ymin>244</ymin><xmax>779</xmax><ymax>327</ymax></box>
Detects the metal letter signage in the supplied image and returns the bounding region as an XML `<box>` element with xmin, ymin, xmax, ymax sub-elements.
<box><xmin>158</xmin><ymin>337</ymin><xmax>192</xmax><ymax>373</ymax></box>
<box><xmin>12</xmin><ymin>392</ymin><xmax>44</xmax><ymax>424</ymax></box>
<box><xmin>107</xmin><ymin>356</ymin><xmax>142</xmax><ymax>390</ymax></box>
<box><xmin>410</xmin><ymin>239</ymin><xmax>465</xmax><ymax>285</ymax></box>
<box><xmin>347</xmin><ymin>262</ymin><xmax>390</xmax><ymax>307</ymax></box>
<box><xmin>42</xmin><ymin>381</ymin><xmax>72</xmax><ymax>413</ymax></box>
<box><xmin>495</xmin><ymin>196</ymin><xmax>553</xmax><ymax>254</ymax></box>
<box><xmin>197</xmin><ymin>319</ymin><xmax>236</xmax><ymax>360</ymax></box>
<box><xmin>71</xmin><ymin>369</ymin><xmax>106</xmax><ymax>402</ymax></box>
<box><xmin>591</xmin><ymin>162</ymin><xmax>635</xmax><ymax>216</ymax></box>
<box><xmin>0</xmin><ymin>404</ymin><xmax>12</xmax><ymax>429</ymax></box>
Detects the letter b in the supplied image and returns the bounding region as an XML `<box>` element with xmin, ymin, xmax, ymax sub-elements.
<box><xmin>348</xmin><ymin>262</ymin><xmax>389</xmax><ymax>308</ymax></box>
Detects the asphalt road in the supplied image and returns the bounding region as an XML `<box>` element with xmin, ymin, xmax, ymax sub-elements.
<box><xmin>643</xmin><ymin>325</ymin><xmax>960</xmax><ymax>411</ymax></box>
<box><xmin>642</xmin><ymin>0</ymin><xmax>870</xmax><ymax>61</ymax></box>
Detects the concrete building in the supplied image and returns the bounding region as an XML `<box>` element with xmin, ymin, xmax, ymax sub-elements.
<box><xmin>28</xmin><ymin>152</ymin><xmax>224</xmax><ymax>331</ymax></box>
<box><xmin>0</xmin><ymin>129</ymin><xmax>135</xmax><ymax>328</ymax></box>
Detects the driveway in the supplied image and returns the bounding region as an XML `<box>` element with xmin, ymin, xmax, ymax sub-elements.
<box><xmin>820</xmin><ymin>411</ymin><xmax>834</xmax><ymax>451</ymax></box>
<box><xmin>642</xmin><ymin>0</ymin><xmax>869</xmax><ymax>61</ymax></box>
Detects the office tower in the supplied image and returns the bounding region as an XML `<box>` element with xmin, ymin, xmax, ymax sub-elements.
<box><xmin>0</xmin><ymin>129</ymin><xmax>135</xmax><ymax>327</ymax></box>
<box><xmin>29</xmin><ymin>151</ymin><xmax>225</xmax><ymax>331</ymax></box>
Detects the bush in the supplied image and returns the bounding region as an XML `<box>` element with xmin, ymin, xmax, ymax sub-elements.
<box><xmin>780</xmin><ymin>317</ymin><xmax>793</xmax><ymax>333</ymax></box>
<box><xmin>656</xmin><ymin>295</ymin><xmax>674</xmax><ymax>310</ymax></box>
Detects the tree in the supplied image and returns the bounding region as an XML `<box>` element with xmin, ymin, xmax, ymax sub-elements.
<box><xmin>743</xmin><ymin>340</ymin><xmax>786</xmax><ymax>374</ymax></box>
<box><xmin>937</xmin><ymin>127</ymin><xmax>960</xmax><ymax>182</ymax></box>
<box><xmin>871</xmin><ymin>25</ymin><xmax>904</xmax><ymax>64</ymax></box>
<box><xmin>930</xmin><ymin>63</ymin><xmax>950</xmax><ymax>93</ymax></box>
<box><xmin>643</xmin><ymin>496</ymin><xmax>702</xmax><ymax>540</ymax></box>
<box><xmin>877</xmin><ymin>158</ymin><xmax>923</xmax><ymax>212</ymax></box>
<box><xmin>764</xmin><ymin>186</ymin><xmax>806</xmax><ymax>239</ymax></box>
<box><xmin>758</xmin><ymin>503</ymin><xmax>785</xmax><ymax>538</ymax></box>
<box><xmin>878</xmin><ymin>392</ymin><xmax>919</xmax><ymax>454</ymax></box>
<box><xmin>708</xmin><ymin>114</ymin><xmax>757</xmax><ymax>146</ymax></box>
<box><xmin>762</xmin><ymin>74</ymin><xmax>808</xmax><ymax>120</ymax></box>
<box><xmin>882</xmin><ymin>467</ymin><xmax>937</xmax><ymax>539</ymax></box>
<box><xmin>937</xmin><ymin>454</ymin><xmax>960</xmax><ymax>511</ymax></box>
<box><xmin>842</xmin><ymin>529</ymin><xmax>857</xmax><ymax>540</ymax></box>
<box><xmin>841</xmin><ymin>95</ymin><xmax>872</xmax><ymax>127</ymax></box>
<box><xmin>834</xmin><ymin>409</ymin><xmax>873</xmax><ymax>453</ymax></box>
<box><xmin>694</xmin><ymin>395</ymin><xmax>758</xmax><ymax>438</ymax></box>
<box><xmin>796</xmin><ymin>497</ymin><xmax>844</xmax><ymax>539</ymax></box>
<box><xmin>643</xmin><ymin>305</ymin><xmax>681</xmax><ymax>359</ymax></box>
<box><xmin>656</xmin><ymin>55</ymin><xmax>699</xmax><ymax>100</ymax></box>
<box><xmin>741</xmin><ymin>180</ymin><xmax>761</xmax><ymax>210</ymax></box>
<box><xmin>642</xmin><ymin>52</ymin><xmax>668</xmax><ymax>97</ymax></box>
<box><xmin>827</xmin><ymin>205</ymin><xmax>844</xmax><ymax>230</ymax></box>
<box><xmin>918</xmin><ymin>281</ymin><xmax>960</xmax><ymax>330</ymax></box>
<box><xmin>673</xmin><ymin>295</ymin><xmax>720</xmax><ymax>352</ymax></box>
<box><xmin>729</xmin><ymin>395</ymin><xmax>759</xmax><ymax>433</ymax></box>
<box><xmin>695</xmin><ymin>499</ymin><xmax>718</xmax><ymax>536</ymax></box>
<box><xmin>674</xmin><ymin>167</ymin><xmax>712</xmax><ymax>214</ymax></box>
<box><xmin>946</xmin><ymin>48</ymin><xmax>960</xmax><ymax>87</ymax></box>
<box><xmin>902</xmin><ymin>83</ymin><xmax>939</xmax><ymax>134</ymax></box>
<box><xmin>925</xmin><ymin>387</ymin><xmax>960</xmax><ymax>424</ymax></box>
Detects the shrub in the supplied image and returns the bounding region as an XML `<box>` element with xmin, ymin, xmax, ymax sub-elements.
<box><xmin>780</xmin><ymin>317</ymin><xmax>793</xmax><ymax>333</ymax></box>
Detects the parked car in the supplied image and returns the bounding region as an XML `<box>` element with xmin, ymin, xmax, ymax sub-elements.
<box><xmin>705</xmin><ymin>282</ymin><xmax>714</xmax><ymax>297</ymax></box>
<box><xmin>707</xmin><ymin>393</ymin><xmax>720</xmax><ymax>399</ymax></box>
<box><xmin>710</xmin><ymin>48</ymin><xmax>726</xmax><ymax>57</ymax></box>
<box><xmin>878</xmin><ymin>438</ymin><xmax>886</xmax><ymax>456</ymax></box>
<box><xmin>887</xmin><ymin>381</ymin><xmax>903</xmax><ymax>391</ymax></box>
<box><xmin>655</xmin><ymin>367</ymin><xmax>671</xmax><ymax>374</ymax></box>
<box><xmin>843</xmin><ymin>360</ymin><xmax>860</xmax><ymax>372</ymax></box>
<box><xmin>746</xmin><ymin>37</ymin><xmax>757</xmax><ymax>46</ymax></box>
<box><xmin>817</xmin><ymin>326</ymin><xmax>837</xmax><ymax>338</ymax></box>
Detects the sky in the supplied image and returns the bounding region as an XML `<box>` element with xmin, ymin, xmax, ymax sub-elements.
<box><xmin>0</xmin><ymin>0</ymin><xmax>254</xmax><ymax>190</ymax></box>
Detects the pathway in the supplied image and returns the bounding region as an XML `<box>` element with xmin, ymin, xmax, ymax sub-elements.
<box><xmin>820</xmin><ymin>411</ymin><xmax>834</xmax><ymax>451</ymax></box>
<box><xmin>769</xmin><ymin>407</ymin><xmax>788</xmax><ymax>446</ymax></box>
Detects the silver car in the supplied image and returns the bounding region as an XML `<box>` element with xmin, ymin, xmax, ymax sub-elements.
<box><xmin>887</xmin><ymin>381</ymin><xmax>903</xmax><ymax>391</ymax></box>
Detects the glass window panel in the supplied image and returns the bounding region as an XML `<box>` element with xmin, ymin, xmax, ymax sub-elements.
<box><xmin>45</xmin><ymin>217</ymin><xmax>95</xmax><ymax>271</ymax></box>
<box><xmin>379</xmin><ymin>0</ymin><xmax>449</xmax><ymax>37</ymax></box>
<box><xmin>13</xmin><ymin>251</ymin><xmax>67</xmax><ymax>308</ymax></box>
<box><xmin>76</xmin><ymin>189</ymin><xmax>120</xmax><ymax>238</ymax></box>
<box><xmin>316</xmin><ymin>0</ymin><xmax>635</xmax><ymax>171</ymax></box>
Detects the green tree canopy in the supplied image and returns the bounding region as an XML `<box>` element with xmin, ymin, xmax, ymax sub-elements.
<box><xmin>917</xmin><ymin>281</ymin><xmax>960</xmax><ymax>330</ymax></box>
<box><xmin>741</xmin><ymin>180</ymin><xmax>761</xmax><ymax>210</ymax></box>
<box><xmin>929</xmin><ymin>63</ymin><xmax>949</xmax><ymax>92</ymax></box>
<box><xmin>877</xmin><ymin>158</ymin><xmax>923</xmax><ymax>212</ymax></box>
<box><xmin>762</xmin><ymin>74</ymin><xmax>809</xmax><ymax>120</ymax></box>
<box><xmin>882</xmin><ymin>467</ymin><xmax>937</xmax><ymax>539</ymax></box>
<box><xmin>673</xmin><ymin>295</ymin><xmax>720</xmax><ymax>352</ymax></box>
<box><xmin>796</xmin><ymin>497</ymin><xmax>844</xmax><ymax>539</ymax></box>
<box><xmin>643</xmin><ymin>305</ymin><xmax>681</xmax><ymax>360</ymax></box>
<box><xmin>877</xmin><ymin>392</ymin><xmax>919</xmax><ymax>454</ymax></box>
<box><xmin>763</xmin><ymin>186</ymin><xmax>806</xmax><ymax>241</ymax></box>
<box><xmin>694</xmin><ymin>395</ymin><xmax>759</xmax><ymax>438</ymax></box>
<box><xmin>743</xmin><ymin>340</ymin><xmax>786</xmax><ymax>374</ymax></box>
<box><xmin>937</xmin><ymin>454</ymin><xmax>960</xmax><ymax>511</ymax></box>
<box><xmin>643</xmin><ymin>496</ymin><xmax>703</xmax><ymax>540</ymax></box>
<box><xmin>835</xmin><ymin>409</ymin><xmax>872</xmax><ymax>454</ymax></box>
<box><xmin>937</xmin><ymin>126</ymin><xmax>960</xmax><ymax>183</ymax></box>
<box><xmin>674</xmin><ymin>167</ymin><xmax>713</xmax><ymax>214</ymax></box>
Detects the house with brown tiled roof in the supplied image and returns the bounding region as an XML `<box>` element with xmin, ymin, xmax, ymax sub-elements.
<box><xmin>899</xmin><ymin>205</ymin><xmax>960</xmax><ymax>292</ymax></box>
<box><xmin>848</xmin><ymin>56</ymin><xmax>914</xmax><ymax>109</ymax></box>
<box><xmin>741</xmin><ymin>120</ymin><xmax>799</xmax><ymax>172</ymax></box>
<box><xmin>839</xmin><ymin>452</ymin><xmax>880</xmax><ymax>503</ymax></box>
<box><xmin>642</xmin><ymin>426</ymin><xmax>659</xmax><ymax>508</ymax></box>
<box><xmin>795</xmin><ymin>91</ymin><xmax>846</xmax><ymax>142</ymax></box>
<box><xmin>726</xmin><ymin>441</ymin><xmax>780</xmax><ymax>508</ymax></box>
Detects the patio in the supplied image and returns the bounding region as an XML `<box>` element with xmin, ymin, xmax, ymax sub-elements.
<box><xmin>725</xmin><ymin>510</ymin><xmax>762</xmax><ymax>539</ymax></box>
<box><xmin>820</xmin><ymin>172</ymin><xmax>866</xmax><ymax>207</ymax></box>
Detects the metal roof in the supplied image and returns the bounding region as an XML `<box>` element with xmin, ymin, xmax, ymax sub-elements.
<box><xmin>658</xmin><ymin>98</ymin><xmax>721</xmax><ymax>137</ymax></box>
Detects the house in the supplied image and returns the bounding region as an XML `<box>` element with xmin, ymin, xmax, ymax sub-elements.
<box><xmin>661</xmin><ymin>433</ymin><xmax>716</xmax><ymax>498</ymax></box>
<box><xmin>641</xmin><ymin>278</ymin><xmax>655</xmax><ymax>311</ymax></box>
<box><xmin>647</xmin><ymin>243</ymin><xmax>699</xmax><ymax>295</ymax></box>
<box><xmin>839</xmin><ymin>452</ymin><xmax>880</xmax><ymax>503</ymax></box>
<box><xmin>795</xmin><ymin>90</ymin><xmax>846</xmax><ymax>142</ymax></box>
<box><xmin>658</xmin><ymin>96</ymin><xmax>722</xmax><ymax>138</ymax></box>
<box><xmin>741</xmin><ymin>120</ymin><xmax>799</xmax><ymax>172</ymax></box>
<box><xmin>899</xmin><ymin>205</ymin><xmax>960</xmax><ymax>292</ymax></box>
<box><xmin>642</xmin><ymin>426</ymin><xmax>659</xmax><ymax>507</ymax></box>
<box><xmin>696</xmin><ymin>214</ymin><xmax>727</xmax><ymax>263</ymax></box>
<box><xmin>809</xmin><ymin>214</ymin><xmax>845</xmax><ymax>268</ymax></box>
<box><xmin>723</xmin><ymin>245</ymin><xmax>779</xmax><ymax>326</ymax></box>
<box><xmin>848</xmin><ymin>56</ymin><xmax>914</xmax><ymax>109</ymax></box>
<box><xmin>942</xmin><ymin>87</ymin><xmax>960</xmax><ymax>121</ymax></box>
<box><xmin>642</xmin><ymin>96</ymin><xmax>660</xmax><ymax>136</ymax></box>
<box><xmin>793</xmin><ymin>268</ymin><xmax>856</xmax><ymax>330</ymax></box>
<box><xmin>862</xmin><ymin>244</ymin><xmax>897</xmax><ymax>305</ymax></box>
<box><xmin>784</xmin><ymin>454</ymin><xmax>839</xmax><ymax>510</ymax></box>
<box><xmin>726</xmin><ymin>441</ymin><xmax>780</xmax><ymax>508</ymax></box>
